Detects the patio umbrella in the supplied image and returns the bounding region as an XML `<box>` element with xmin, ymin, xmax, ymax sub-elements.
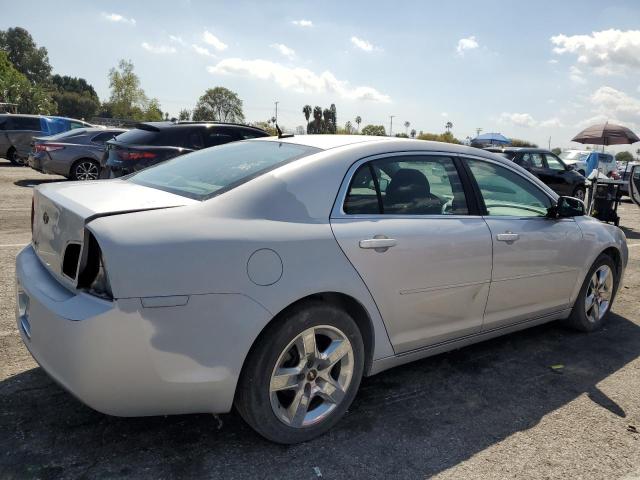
<box><xmin>571</xmin><ymin>122</ymin><xmax>639</xmax><ymax>147</ymax></box>
<box><xmin>471</xmin><ymin>132</ymin><xmax>511</xmax><ymax>145</ymax></box>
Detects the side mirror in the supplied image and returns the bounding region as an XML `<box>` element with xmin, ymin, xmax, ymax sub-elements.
<box><xmin>566</xmin><ymin>164</ymin><xmax>575</xmax><ymax>171</ymax></box>
<box><xmin>548</xmin><ymin>196</ymin><xmax>586</xmax><ymax>218</ymax></box>
<box><xmin>630</xmin><ymin>165</ymin><xmax>640</xmax><ymax>208</ymax></box>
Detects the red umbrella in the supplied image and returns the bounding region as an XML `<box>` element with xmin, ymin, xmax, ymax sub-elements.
<box><xmin>572</xmin><ymin>122</ymin><xmax>639</xmax><ymax>146</ymax></box>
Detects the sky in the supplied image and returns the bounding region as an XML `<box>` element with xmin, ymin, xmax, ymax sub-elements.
<box><xmin>3</xmin><ymin>0</ymin><xmax>640</xmax><ymax>151</ymax></box>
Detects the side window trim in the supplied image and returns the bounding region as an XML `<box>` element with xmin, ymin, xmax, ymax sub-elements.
<box><xmin>368</xmin><ymin>163</ymin><xmax>384</xmax><ymax>214</ymax></box>
<box><xmin>332</xmin><ymin>150</ymin><xmax>480</xmax><ymax>219</ymax></box>
<box><xmin>460</xmin><ymin>155</ymin><xmax>557</xmax><ymax>218</ymax></box>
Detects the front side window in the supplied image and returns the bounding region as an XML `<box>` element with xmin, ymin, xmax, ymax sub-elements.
<box><xmin>344</xmin><ymin>156</ymin><xmax>468</xmax><ymax>215</ymax></box>
<box><xmin>466</xmin><ymin>159</ymin><xmax>552</xmax><ymax>217</ymax></box>
<box><xmin>544</xmin><ymin>154</ymin><xmax>565</xmax><ymax>171</ymax></box>
<box><xmin>129</xmin><ymin>140</ymin><xmax>320</xmax><ymax>200</ymax></box>
<box><xmin>12</xmin><ymin>116</ymin><xmax>41</xmax><ymax>131</ymax></box>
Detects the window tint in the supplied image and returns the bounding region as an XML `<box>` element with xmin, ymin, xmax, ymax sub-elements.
<box><xmin>544</xmin><ymin>154</ymin><xmax>565</xmax><ymax>171</ymax></box>
<box><xmin>129</xmin><ymin>141</ymin><xmax>320</xmax><ymax>200</ymax></box>
<box><xmin>240</xmin><ymin>128</ymin><xmax>269</xmax><ymax>139</ymax></box>
<box><xmin>186</xmin><ymin>130</ymin><xmax>204</xmax><ymax>149</ymax></box>
<box><xmin>91</xmin><ymin>131</ymin><xmax>120</xmax><ymax>144</ymax></box>
<box><xmin>114</xmin><ymin>129</ymin><xmax>159</xmax><ymax>145</ymax></box>
<box><xmin>69</xmin><ymin>121</ymin><xmax>85</xmax><ymax>130</ymax></box>
<box><xmin>522</xmin><ymin>153</ymin><xmax>544</xmax><ymax>168</ymax></box>
<box><xmin>467</xmin><ymin>159</ymin><xmax>552</xmax><ymax>217</ymax></box>
<box><xmin>10</xmin><ymin>116</ymin><xmax>41</xmax><ymax>131</ymax></box>
<box><xmin>344</xmin><ymin>156</ymin><xmax>468</xmax><ymax>215</ymax></box>
<box><xmin>203</xmin><ymin>127</ymin><xmax>239</xmax><ymax>147</ymax></box>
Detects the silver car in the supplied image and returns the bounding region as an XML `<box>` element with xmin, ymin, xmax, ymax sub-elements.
<box><xmin>16</xmin><ymin>135</ymin><xmax>628</xmax><ymax>443</ymax></box>
<box><xmin>28</xmin><ymin>128</ymin><xmax>126</xmax><ymax>180</ymax></box>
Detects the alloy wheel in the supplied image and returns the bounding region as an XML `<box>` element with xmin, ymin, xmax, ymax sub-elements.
<box><xmin>584</xmin><ymin>265</ymin><xmax>613</xmax><ymax>323</ymax></box>
<box><xmin>75</xmin><ymin>161</ymin><xmax>99</xmax><ymax>180</ymax></box>
<box><xmin>269</xmin><ymin>325</ymin><xmax>354</xmax><ymax>428</ymax></box>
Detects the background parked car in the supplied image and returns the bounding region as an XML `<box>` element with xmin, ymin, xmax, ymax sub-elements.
<box><xmin>28</xmin><ymin>128</ymin><xmax>126</xmax><ymax>180</ymax></box>
<box><xmin>102</xmin><ymin>121</ymin><xmax>269</xmax><ymax>177</ymax></box>
<box><xmin>0</xmin><ymin>114</ymin><xmax>93</xmax><ymax>165</ymax></box>
<box><xmin>560</xmin><ymin>150</ymin><xmax>617</xmax><ymax>177</ymax></box>
<box><xmin>485</xmin><ymin>147</ymin><xmax>587</xmax><ymax>200</ymax></box>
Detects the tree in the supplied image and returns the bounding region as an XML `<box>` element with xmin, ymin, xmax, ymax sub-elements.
<box><xmin>0</xmin><ymin>51</ymin><xmax>54</xmax><ymax>114</ymax></box>
<box><xmin>50</xmin><ymin>75</ymin><xmax>100</xmax><ymax>119</ymax></box>
<box><xmin>361</xmin><ymin>124</ymin><xmax>386</xmax><ymax>136</ymax></box>
<box><xmin>445</xmin><ymin>121</ymin><xmax>453</xmax><ymax>133</ymax></box>
<box><xmin>192</xmin><ymin>86</ymin><xmax>245</xmax><ymax>122</ymax></box>
<box><xmin>344</xmin><ymin>121</ymin><xmax>354</xmax><ymax>134</ymax></box>
<box><xmin>510</xmin><ymin>138</ymin><xmax>538</xmax><ymax>148</ymax></box>
<box><xmin>615</xmin><ymin>151</ymin><xmax>634</xmax><ymax>164</ymax></box>
<box><xmin>329</xmin><ymin>104</ymin><xmax>337</xmax><ymax>133</ymax></box>
<box><xmin>178</xmin><ymin>109</ymin><xmax>191</xmax><ymax>121</ymax></box>
<box><xmin>107</xmin><ymin>59</ymin><xmax>147</xmax><ymax>119</ymax></box>
<box><xmin>410</xmin><ymin>129</ymin><xmax>416</xmax><ymax>138</ymax></box>
<box><xmin>302</xmin><ymin>105</ymin><xmax>312</xmax><ymax>128</ymax></box>
<box><xmin>417</xmin><ymin>131</ymin><xmax>461</xmax><ymax>144</ymax></box>
<box><xmin>252</xmin><ymin>120</ymin><xmax>277</xmax><ymax>135</ymax></box>
<box><xmin>0</xmin><ymin>27</ymin><xmax>51</xmax><ymax>85</ymax></box>
<box><xmin>355</xmin><ymin>115</ymin><xmax>362</xmax><ymax>133</ymax></box>
<box><xmin>404</xmin><ymin>121</ymin><xmax>410</xmax><ymax>135</ymax></box>
<box><xmin>636</xmin><ymin>148</ymin><xmax>640</xmax><ymax>160</ymax></box>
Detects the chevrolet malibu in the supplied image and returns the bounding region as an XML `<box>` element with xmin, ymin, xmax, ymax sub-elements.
<box><xmin>16</xmin><ymin>135</ymin><xmax>628</xmax><ymax>443</ymax></box>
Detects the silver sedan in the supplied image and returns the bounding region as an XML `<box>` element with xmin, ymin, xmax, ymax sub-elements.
<box><xmin>16</xmin><ymin>135</ymin><xmax>628</xmax><ymax>443</ymax></box>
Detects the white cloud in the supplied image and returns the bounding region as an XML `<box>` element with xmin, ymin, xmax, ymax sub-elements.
<box><xmin>548</xmin><ymin>58</ymin><xmax>558</xmax><ymax>64</ymax></box>
<box><xmin>101</xmin><ymin>12</ymin><xmax>136</xmax><ymax>25</ymax></box>
<box><xmin>192</xmin><ymin>44</ymin><xmax>216</xmax><ymax>57</ymax></box>
<box><xmin>141</xmin><ymin>42</ymin><xmax>176</xmax><ymax>54</ymax></box>
<box><xmin>551</xmin><ymin>29</ymin><xmax>640</xmax><ymax>75</ymax></box>
<box><xmin>270</xmin><ymin>43</ymin><xmax>295</xmax><ymax>59</ymax></box>
<box><xmin>292</xmin><ymin>19</ymin><xmax>313</xmax><ymax>27</ymax></box>
<box><xmin>499</xmin><ymin>112</ymin><xmax>564</xmax><ymax>128</ymax></box>
<box><xmin>589</xmin><ymin>86</ymin><xmax>640</xmax><ymax>125</ymax></box>
<box><xmin>441</xmin><ymin>112</ymin><xmax>448</xmax><ymax>117</ymax></box>
<box><xmin>456</xmin><ymin>36</ymin><xmax>479</xmax><ymax>56</ymax></box>
<box><xmin>208</xmin><ymin>58</ymin><xmax>391</xmax><ymax>102</ymax></box>
<box><xmin>569</xmin><ymin>65</ymin><xmax>587</xmax><ymax>84</ymax></box>
<box><xmin>202</xmin><ymin>30</ymin><xmax>228</xmax><ymax>51</ymax></box>
<box><xmin>169</xmin><ymin>35</ymin><xmax>187</xmax><ymax>46</ymax></box>
<box><xmin>351</xmin><ymin>36</ymin><xmax>375</xmax><ymax>52</ymax></box>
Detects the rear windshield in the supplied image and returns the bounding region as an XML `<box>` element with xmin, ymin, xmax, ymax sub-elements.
<box><xmin>128</xmin><ymin>140</ymin><xmax>321</xmax><ymax>200</ymax></box>
<box><xmin>42</xmin><ymin>129</ymin><xmax>89</xmax><ymax>141</ymax></box>
<box><xmin>114</xmin><ymin>129</ymin><xmax>162</xmax><ymax>145</ymax></box>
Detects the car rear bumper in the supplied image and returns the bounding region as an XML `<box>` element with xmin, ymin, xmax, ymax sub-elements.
<box><xmin>16</xmin><ymin>245</ymin><xmax>271</xmax><ymax>417</ymax></box>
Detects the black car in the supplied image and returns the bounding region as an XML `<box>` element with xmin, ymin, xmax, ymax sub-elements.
<box><xmin>103</xmin><ymin>121</ymin><xmax>269</xmax><ymax>177</ymax></box>
<box><xmin>485</xmin><ymin>147</ymin><xmax>587</xmax><ymax>200</ymax></box>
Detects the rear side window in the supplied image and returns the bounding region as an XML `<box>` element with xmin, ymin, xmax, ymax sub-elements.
<box><xmin>91</xmin><ymin>131</ymin><xmax>120</xmax><ymax>144</ymax></box>
<box><xmin>115</xmin><ymin>129</ymin><xmax>161</xmax><ymax>145</ymax></box>
<box><xmin>203</xmin><ymin>127</ymin><xmax>240</xmax><ymax>147</ymax></box>
<box><xmin>344</xmin><ymin>156</ymin><xmax>468</xmax><ymax>215</ymax></box>
<box><xmin>10</xmin><ymin>116</ymin><xmax>41</xmax><ymax>131</ymax></box>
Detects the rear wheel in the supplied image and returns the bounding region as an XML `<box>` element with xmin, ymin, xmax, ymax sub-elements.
<box><xmin>235</xmin><ymin>301</ymin><xmax>364</xmax><ymax>444</ymax></box>
<box><xmin>565</xmin><ymin>254</ymin><xmax>617</xmax><ymax>332</ymax></box>
<box><xmin>71</xmin><ymin>159</ymin><xmax>100</xmax><ymax>180</ymax></box>
<box><xmin>7</xmin><ymin>148</ymin><xmax>23</xmax><ymax>166</ymax></box>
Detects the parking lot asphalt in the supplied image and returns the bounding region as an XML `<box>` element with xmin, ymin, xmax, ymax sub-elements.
<box><xmin>0</xmin><ymin>158</ymin><xmax>639</xmax><ymax>479</ymax></box>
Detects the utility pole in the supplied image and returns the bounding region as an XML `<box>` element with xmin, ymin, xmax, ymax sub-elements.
<box><xmin>476</xmin><ymin>127</ymin><xmax>483</xmax><ymax>137</ymax></box>
<box><xmin>389</xmin><ymin>115</ymin><xmax>395</xmax><ymax>137</ymax></box>
<box><xmin>274</xmin><ymin>101</ymin><xmax>279</xmax><ymax>125</ymax></box>
<box><xmin>548</xmin><ymin>136</ymin><xmax>551</xmax><ymax>150</ymax></box>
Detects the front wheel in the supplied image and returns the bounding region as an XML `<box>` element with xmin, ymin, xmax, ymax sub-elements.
<box><xmin>565</xmin><ymin>254</ymin><xmax>617</xmax><ymax>332</ymax></box>
<box><xmin>235</xmin><ymin>302</ymin><xmax>364</xmax><ymax>444</ymax></box>
<box><xmin>7</xmin><ymin>148</ymin><xmax>24</xmax><ymax>166</ymax></box>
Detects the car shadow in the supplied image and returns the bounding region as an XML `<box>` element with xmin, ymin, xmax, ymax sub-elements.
<box><xmin>13</xmin><ymin>178</ymin><xmax>66</xmax><ymax>188</ymax></box>
<box><xmin>1</xmin><ymin>313</ymin><xmax>639</xmax><ymax>479</ymax></box>
<box><xmin>620</xmin><ymin>225</ymin><xmax>640</xmax><ymax>240</ymax></box>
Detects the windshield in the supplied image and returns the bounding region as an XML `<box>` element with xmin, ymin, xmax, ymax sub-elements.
<box><xmin>560</xmin><ymin>151</ymin><xmax>589</xmax><ymax>162</ymax></box>
<box><xmin>128</xmin><ymin>140</ymin><xmax>321</xmax><ymax>200</ymax></box>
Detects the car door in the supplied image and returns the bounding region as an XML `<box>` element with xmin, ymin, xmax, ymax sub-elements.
<box><xmin>464</xmin><ymin>157</ymin><xmax>584</xmax><ymax>330</ymax></box>
<box><xmin>543</xmin><ymin>153</ymin><xmax>573</xmax><ymax>195</ymax></box>
<box><xmin>331</xmin><ymin>153</ymin><xmax>493</xmax><ymax>353</ymax></box>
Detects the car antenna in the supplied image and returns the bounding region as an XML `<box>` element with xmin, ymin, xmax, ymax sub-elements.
<box><xmin>275</xmin><ymin>123</ymin><xmax>294</xmax><ymax>139</ymax></box>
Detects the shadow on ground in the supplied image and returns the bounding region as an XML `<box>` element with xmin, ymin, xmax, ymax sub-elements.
<box><xmin>1</xmin><ymin>313</ymin><xmax>639</xmax><ymax>479</ymax></box>
<box><xmin>13</xmin><ymin>179</ymin><xmax>66</xmax><ymax>188</ymax></box>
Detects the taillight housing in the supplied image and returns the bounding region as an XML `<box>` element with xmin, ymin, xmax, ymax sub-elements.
<box><xmin>117</xmin><ymin>150</ymin><xmax>157</xmax><ymax>161</ymax></box>
<box><xmin>35</xmin><ymin>143</ymin><xmax>65</xmax><ymax>153</ymax></box>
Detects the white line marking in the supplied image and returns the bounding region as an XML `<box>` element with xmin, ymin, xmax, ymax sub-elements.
<box><xmin>0</xmin><ymin>244</ymin><xmax>27</xmax><ymax>248</ymax></box>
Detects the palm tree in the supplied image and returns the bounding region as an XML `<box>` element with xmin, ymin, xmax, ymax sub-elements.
<box><xmin>404</xmin><ymin>121</ymin><xmax>410</xmax><ymax>135</ymax></box>
<box><xmin>345</xmin><ymin>121</ymin><xmax>353</xmax><ymax>134</ymax></box>
<box><xmin>445</xmin><ymin>121</ymin><xmax>453</xmax><ymax>133</ymax></box>
<box><xmin>302</xmin><ymin>105</ymin><xmax>312</xmax><ymax>128</ymax></box>
<box><xmin>410</xmin><ymin>129</ymin><xmax>416</xmax><ymax>139</ymax></box>
<box><xmin>355</xmin><ymin>115</ymin><xmax>362</xmax><ymax>133</ymax></box>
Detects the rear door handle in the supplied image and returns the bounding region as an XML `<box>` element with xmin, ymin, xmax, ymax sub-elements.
<box><xmin>496</xmin><ymin>232</ymin><xmax>520</xmax><ymax>242</ymax></box>
<box><xmin>359</xmin><ymin>237</ymin><xmax>397</xmax><ymax>250</ymax></box>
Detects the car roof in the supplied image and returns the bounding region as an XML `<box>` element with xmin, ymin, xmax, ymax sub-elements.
<box><xmin>485</xmin><ymin>147</ymin><xmax>551</xmax><ymax>153</ymax></box>
<box><xmin>137</xmin><ymin>121</ymin><xmax>267</xmax><ymax>132</ymax></box>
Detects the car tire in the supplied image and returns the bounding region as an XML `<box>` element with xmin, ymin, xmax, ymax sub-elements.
<box><xmin>565</xmin><ymin>254</ymin><xmax>617</xmax><ymax>332</ymax></box>
<box><xmin>71</xmin><ymin>159</ymin><xmax>100</xmax><ymax>181</ymax></box>
<box><xmin>7</xmin><ymin>148</ymin><xmax>22</xmax><ymax>166</ymax></box>
<box><xmin>235</xmin><ymin>301</ymin><xmax>365</xmax><ymax>444</ymax></box>
<box><xmin>572</xmin><ymin>186</ymin><xmax>586</xmax><ymax>201</ymax></box>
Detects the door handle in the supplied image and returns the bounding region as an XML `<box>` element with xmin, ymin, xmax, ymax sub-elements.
<box><xmin>496</xmin><ymin>232</ymin><xmax>520</xmax><ymax>242</ymax></box>
<box><xmin>359</xmin><ymin>237</ymin><xmax>397</xmax><ymax>251</ymax></box>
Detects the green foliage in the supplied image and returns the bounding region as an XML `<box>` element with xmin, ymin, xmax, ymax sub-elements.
<box><xmin>51</xmin><ymin>74</ymin><xmax>99</xmax><ymax>119</ymax></box>
<box><xmin>178</xmin><ymin>108</ymin><xmax>191</xmax><ymax>121</ymax></box>
<box><xmin>551</xmin><ymin>147</ymin><xmax>562</xmax><ymax>155</ymax></box>
<box><xmin>251</xmin><ymin>121</ymin><xmax>277</xmax><ymax>135</ymax></box>
<box><xmin>361</xmin><ymin>124</ymin><xmax>386</xmax><ymax>136</ymax></box>
<box><xmin>355</xmin><ymin>115</ymin><xmax>362</xmax><ymax>132</ymax></box>
<box><xmin>395</xmin><ymin>133</ymin><xmax>409</xmax><ymax>138</ymax></box>
<box><xmin>510</xmin><ymin>138</ymin><xmax>538</xmax><ymax>148</ymax></box>
<box><xmin>417</xmin><ymin>131</ymin><xmax>460</xmax><ymax>144</ymax></box>
<box><xmin>410</xmin><ymin>129</ymin><xmax>416</xmax><ymax>138</ymax></box>
<box><xmin>445</xmin><ymin>121</ymin><xmax>453</xmax><ymax>132</ymax></box>
<box><xmin>0</xmin><ymin>27</ymin><xmax>52</xmax><ymax>85</ymax></box>
<box><xmin>105</xmin><ymin>59</ymin><xmax>163</xmax><ymax>121</ymax></box>
<box><xmin>615</xmin><ymin>151</ymin><xmax>634</xmax><ymax>163</ymax></box>
<box><xmin>192</xmin><ymin>87</ymin><xmax>245</xmax><ymax>122</ymax></box>
<box><xmin>302</xmin><ymin>105</ymin><xmax>312</xmax><ymax>126</ymax></box>
<box><xmin>0</xmin><ymin>51</ymin><xmax>55</xmax><ymax>114</ymax></box>
<box><xmin>306</xmin><ymin>104</ymin><xmax>337</xmax><ymax>134</ymax></box>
